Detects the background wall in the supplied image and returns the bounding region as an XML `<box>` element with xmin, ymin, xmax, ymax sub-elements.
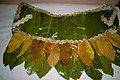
<box><xmin>0</xmin><ymin>0</ymin><xmax>119</xmax><ymax>4</ymax></box>
<box><xmin>0</xmin><ymin>3</ymin><xmax>120</xmax><ymax>80</ymax></box>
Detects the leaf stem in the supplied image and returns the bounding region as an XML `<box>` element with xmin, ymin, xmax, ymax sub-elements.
<box><xmin>74</xmin><ymin>25</ymin><xmax>76</xmax><ymax>40</ymax></box>
<box><xmin>91</xmin><ymin>65</ymin><xmax>99</xmax><ymax>80</ymax></box>
<box><xmin>46</xmin><ymin>17</ymin><xmax>53</xmax><ymax>38</ymax></box>
<box><xmin>23</xmin><ymin>8</ymin><xmax>28</xmax><ymax>18</ymax></box>
<box><xmin>73</xmin><ymin>16</ymin><xmax>77</xmax><ymax>40</ymax></box>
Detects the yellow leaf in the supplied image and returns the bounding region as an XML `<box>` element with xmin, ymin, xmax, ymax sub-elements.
<box><xmin>90</xmin><ymin>39</ymin><xmax>102</xmax><ymax>56</ymax></box>
<box><xmin>30</xmin><ymin>39</ymin><xmax>45</xmax><ymax>62</ymax></box>
<box><xmin>78</xmin><ymin>38</ymin><xmax>94</xmax><ymax>66</ymax></box>
<box><xmin>59</xmin><ymin>43</ymin><xmax>71</xmax><ymax>65</ymax></box>
<box><xmin>105</xmin><ymin>32</ymin><xmax>120</xmax><ymax>48</ymax></box>
<box><xmin>47</xmin><ymin>44</ymin><xmax>60</xmax><ymax>67</ymax></box>
<box><xmin>97</xmin><ymin>36</ymin><xmax>116</xmax><ymax>61</ymax></box>
<box><xmin>71</xmin><ymin>44</ymin><xmax>78</xmax><ymax>64</ymax></box>
<box><xmin>17</xmin><ymin>38</ymin><xmax>33</xmax><ymax>58</ymax></box>
<box><xmin>7</xmin><ymin>32</ymin><xmax>26</xmax><ymax>53</ymax></box>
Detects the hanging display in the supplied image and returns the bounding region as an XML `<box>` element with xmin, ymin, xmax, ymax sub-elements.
<box><xmin>3</xmin><ymin>2</ymin><xmax>120</xmax><ymax>80</ymax></box>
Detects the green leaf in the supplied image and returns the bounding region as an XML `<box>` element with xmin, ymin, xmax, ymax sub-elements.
<box><xmin>117</xmin><ymin>28</ymin><xmax>120</xmax><ymax>35</ymax></box>
<box><xmin>3</xmin><ymin>44</ymin><xmax>30</xmax><ymax>70</ymax></box>
<box><xmin>3</xmin><ymin>44</ymin><xmax>22</xmax><ymax>69</ymax></box>
<box><xmin>92</xmin><ymin>52</ymin><xmax>103</xmax><ymax>69</ymax></box>
<box><xmin>55</xmin><ymin>60</ymin><xmax>73</xmax><ymax>80</ymax></box>
<box><xmin>55</xmin><ymin>58</ymin><xmax>83</xmax><ymax>80</ymax></box>
<box><xmin>10</xmin><ymin>47</ymin><xmax>30</xmax><ymax>69</ymax></box>
<box><xmin>79</xmin><ymin>57</ymin><xmax>103</xmax><ymax>80</ymax></box>
<box><xmin>19</xmin><ymin>7</ymin><xmax>41</xmax><ymax>35</ymax></box>
<box><xmin>25</xmin><ymin>54</ymin><xmax>48</xmax><ymax>75</ymax></box>
<box><xmin>85</xmin><ymin>66</ymin><xmax>103</xmax><ymax>80</ymax></box>
<box><xmin>36</xmin><ymin>55</ymin><xmax>51</xmax><ymax>78</ymax></box>
<box><xmin>100</xmin><ymin>56</ymin><xmax>113</xmax><ymax>76</ymax></box>
<box><xmin>113</xmin><ymin>48</ymin><xmax>120</xmax><ymax>67</ymax></box>
<box><xmin>70</xmin><ymin>58</ymin><xmax>83</xmax><ymax>80</ymax></box>
<box><xmin>90</xmin><ymin>43</ymin><xmax>103</xmax><ymax>69</ymax></box>
<box><xmin>36</xmin><ymin>13</ymin><xmax>59</xmax><ymax>39</ymax></box>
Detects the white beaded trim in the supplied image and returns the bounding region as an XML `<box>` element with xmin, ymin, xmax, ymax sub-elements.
<box><xmin>105</xmin><ymin>28</ymin><xmax>117</xmax><ymax>34</ymax></box>
<box><xmin>101</xmin><ymin>9</ymin><xmax>117</xmax><ymax>26</ymax></box>
<box><xmin>13</xmin><ymin>28</ymin><xmax>117</xmax><ymax>45</ymax></box>
<box><xmin>13</xmin><ymin>30</ymin><xmax>83</xmax><ymax>44</ymax></box>
<box><xmin>14</xmin><ymin>4</ymin><xmax>22</xmax><ymax>20</ymax></box>
<box><xmin>12</xmin><ymin>14</ymin><xmax>33</xmax><ymax>28</ymax></box>
<box><xmin>89</xmin><ymin>28</ymin><xmax>117</xmax><ymax>41</ymax></box>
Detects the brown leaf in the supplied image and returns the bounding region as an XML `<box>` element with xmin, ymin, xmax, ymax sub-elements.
<box><xmin>71</xmin><ymin>44</ymin><xmax>78</xmax><ymax>64</ymax></box>
<box><xmin>47</xmin><ymin>44</ymin><xmax>60</xmax><ymax>67</ymax></box>
<box><xmin>43</xmin><ymin>42</ymin><xmax>52</xmax><ymax>63</ymax></box>
<box><xmin>97</xmin><ymin>36</ymin><xmax>116</xmax><ymax>61</ymax></box>
<box><xmin>59</xmin><ymin>43</ymin><xmax>71</xmax><ymax>65</ymax></box>
<box><xmin>30</xmin><ymin>39</ymin><xmax>45</xmax><ymax>62</ymax></box>
<box><xmin>78</xmin><ymin>38</ymin><xmax>94</xmax><ymax>66</ymax></box>
<box><xmin>36</xmin><ymin>40</ymin><xmax>45</xmax><ymax>61</ymax></box>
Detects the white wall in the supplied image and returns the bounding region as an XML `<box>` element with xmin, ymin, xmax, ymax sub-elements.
<box><xmin>0</xmin><ymin>3</ymin><xmax>120</xmax><ymax>80</ymax></box>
